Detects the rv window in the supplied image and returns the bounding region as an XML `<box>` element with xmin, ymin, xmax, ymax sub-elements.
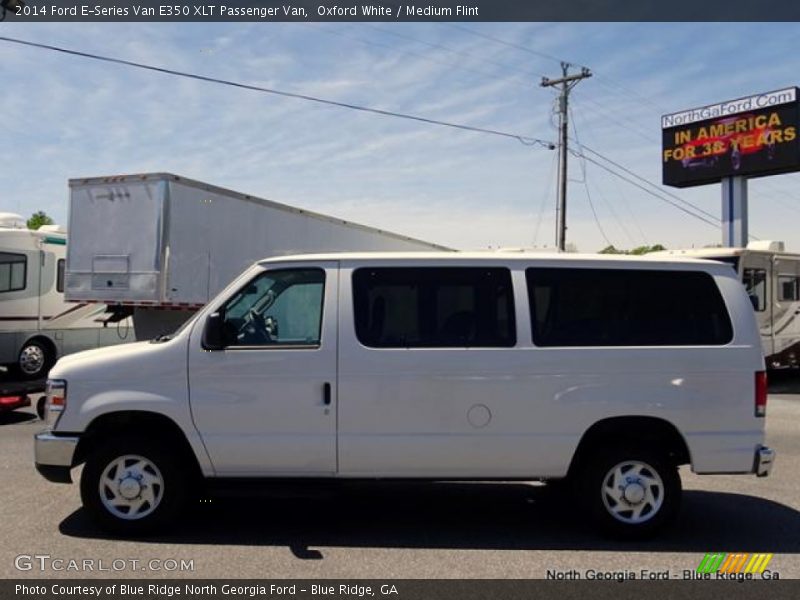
<box><xmin>779</xmin><ymin>275</ymin><xmax>800</xmax><ymax>302</ymax></box>
<box><xmin>56</xmin><ymin>259</ymin><xmax>65</xmax><ymax>293</ymax></box>
<box><xmin>526</xmin><ymin>268</ymin><xmax>733</xmax><ymax>347</ymax></box>
<box><xmin>743</xmin><ymin>268</ymin><xmax>767</xmax><ymax>312</ymax></box>
<box><xmin>220</xmin><ymin>268</ymin><xmax>325</xmax><ymax>348</ymax></box>
<box><xmin>353</xmin><ymin>267</ymin><xmax>516</xmax><ymax>348</ymax></box>
<box><xmin>0</xmin><ymin>252</ymin><xmax>26</xmax><ymax>293</ymax></box>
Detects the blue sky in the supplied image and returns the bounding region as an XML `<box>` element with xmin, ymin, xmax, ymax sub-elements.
<box><xmin>2</xmin><ymin>22</ymin><xmax>800</xmax><ymax>252</ymax></box>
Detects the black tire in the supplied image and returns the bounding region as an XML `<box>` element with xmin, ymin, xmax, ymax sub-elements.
<box><xmin>576</xmin><ymin>445</ymin><xmax>681</xmax><ymax>539</ymax></box>
<box><xmin>80</xmin><ymin>436</ymin><xmax>189</xmax><ymax>536</ymax></box>
<box><xmin>15</xmin><ymin>339</ymin><xmax>54</xmax><ymax>380</ymax></box>
<box><xmin>36</xmin><ymin>396</ymin><xmax>46</xmax><ymax>420</ymax></box>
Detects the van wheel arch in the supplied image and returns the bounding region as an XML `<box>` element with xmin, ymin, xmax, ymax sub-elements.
<box><xmin>75</xmin><ymin>411</ymin><xmax>203</xmax><ymax>484</ymax></box>
<box><xmin>567</xmin><ymin>416</ymin><xmax>691</xmax><ymax>479</ymax></box>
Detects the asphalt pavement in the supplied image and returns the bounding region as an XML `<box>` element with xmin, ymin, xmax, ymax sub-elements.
<box><xmin>1</xmin><ymin>375</ymin><xmax>799</xmax><ymax>579</ymax></box>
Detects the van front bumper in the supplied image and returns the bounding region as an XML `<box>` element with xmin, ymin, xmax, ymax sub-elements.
<box><xmin>754</xmin><ymin>445</ymin><xmax>775</xmax><ymax>477</ymax></box>
<box><xmin>34</xmin><ymin>432</ymin><xmax>79</xmax><ymax>484</ymax></box>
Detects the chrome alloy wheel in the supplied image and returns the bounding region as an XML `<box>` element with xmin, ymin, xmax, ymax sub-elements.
<box><xmin>98</xmin><ymin>455</ymin><xmax>164</xmax><ymax>520</ymax></box>
<box><xmin>19</xmin><ymin>344</ymin><xmax>45</xmax><ymax>375</ymax></box>
<box><xmin>600</xmin><ymin>460</ymin><xmax>664</xmax><ymax>524</ymax></box>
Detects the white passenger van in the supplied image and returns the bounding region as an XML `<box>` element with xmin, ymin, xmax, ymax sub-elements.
<box><xmin>34</xmin><ymin>252</ymin><xmax>774</xmax><ymax>538</ymax></box>
<box><xmin>0</xmin><ymin>213</ymin><xmax>134</xmax><ymax>379</ymax></box>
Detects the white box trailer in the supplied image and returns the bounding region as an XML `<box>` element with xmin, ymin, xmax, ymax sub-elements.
<box><xmin>656</xmin><ymin>241</ymin><xmax>800</xmax><ymax>368</ymax></box>
<box><xmin>66</xmin><ymin>173</ymin><xmax>449</xmax><ymax>339</ymax></box>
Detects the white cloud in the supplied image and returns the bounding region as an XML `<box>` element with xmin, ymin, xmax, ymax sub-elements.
<box><xmin>1</xmin><ymin>22</ymin><xmax>800</xmax><ymax>252</ymax></box>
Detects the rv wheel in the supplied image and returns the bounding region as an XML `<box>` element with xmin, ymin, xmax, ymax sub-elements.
<box><xmin>16</xmin><ymin>339</ymin><xmax>54</xmax><ymax>380</ymax></box>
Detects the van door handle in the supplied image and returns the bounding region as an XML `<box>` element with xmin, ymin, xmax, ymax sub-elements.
<box><xmin>323</xmin><ymin>382</ymin><xmax>332</xmax><ymax>406</ymax></box>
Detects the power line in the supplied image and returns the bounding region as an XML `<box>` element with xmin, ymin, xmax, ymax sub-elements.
<box><xmin>570</xmin><ymin>107</ymin><xmax>631</xmax><ymax>247</ymax></box>
<box><xmin>0</xmin><ymin>35</ymin><xmax>554</xmax><ymax>149</ymax></box>
<box><xmin>570</xmin><ymin>149</ymin><xmax>720</xmax><ymax>228</ymax></box>
<box><xmin>576</xmin><ymin>143</ymin><xmax>720</xmax><ymax>222</ymax></box>
<box><xmin>573</xmin><ymin>92</ymin><xmax>660</xmax><ymax>145</ymax></box>
<box><xmin>442</xmin><ymin>23</ymin><xmax>572</xmax><ymax>68</ymax></box>
<box><xmin>541</xmin><ymin>62</ymin><xmax>592</xmax><ymax>251</ymax></box>
<box><xmin>533</xmin><ymin>151</ymin><xmax>559</xmax><ymax>246</ymax></box>
<box><xmin>592</xmin><ymin>75</ymin><xmax>669</xmax><ymax>115</ymax></box>
<box><xmin>571</xmin><ymin>106</ymin><xmax>649</xmax><ymax>244</ymax></box>
<box><xmin>310</xmin><ymin>24</ymin><xmax>534</xmax><ymax>92</ymax></box>
<box><xmin>363</xmin><ymin>24</ymin><xmax>547</xmax><ymax>83</ymax></box>
<box><xmin>444</xmin><ymin>24</ymin><xmax>670</xmax><ymax>128</ymax></box>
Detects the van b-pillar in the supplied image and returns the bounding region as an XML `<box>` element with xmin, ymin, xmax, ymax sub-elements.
<box><xmin>722</xmin><ymin>176</ymin><xmax>748</xmax><ymax>248</ymax></box>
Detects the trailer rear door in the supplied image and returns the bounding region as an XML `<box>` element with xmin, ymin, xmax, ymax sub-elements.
<box><xmin>67</xmin><ymin>179</ymin><xmax>167</xmax><ymax>303</ymax></box>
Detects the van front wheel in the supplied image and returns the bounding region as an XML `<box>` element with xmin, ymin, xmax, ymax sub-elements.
<box><xmin>578</xmin><ymin>446</ymin><xmax>680</xmax><ymax>539</ymax></box>
<box><xmin>80</xmin><ymin>437</ymin><xmax>187</xmax><ymax>535</ymax></box>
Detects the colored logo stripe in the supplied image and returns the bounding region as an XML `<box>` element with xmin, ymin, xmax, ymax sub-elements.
<box><xmin>697</xmin><ymin>553</ymin><xmax>774</xmax><ymax>574</ymax></box>
<box><xmin>697</xmin><ymin>553</ymin><xmax>725</xmax><ymax>573</ymax></box>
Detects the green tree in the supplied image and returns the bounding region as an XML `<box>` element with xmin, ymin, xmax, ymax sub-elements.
<box><xmin>27</xmin><ymin>211</ymin><xmax>54</xmax><ymax>230</ymax></box>
<box><xmin>630</xmin><ymin>244</ymin><xmax>667</xmax><ymax>255</ymax></box>
<box><xmin>599</xmin><ymin>244</ymin><xmax>667</xmax><ymax>255</ymax></box>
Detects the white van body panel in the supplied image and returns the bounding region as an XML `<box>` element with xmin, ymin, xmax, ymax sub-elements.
<box><xmin>48</xmin><ymin>339</ymin><xmax>214</xmax><ymax>476</ymax></box>
<box><xmin>45</xmin><ymin>252</ymin><xmax>765</xmax><ymax>481</ymax></box>
<box><xmin>334</xmin><ymin>257</ymin><xmax>762</xmax><ymax>477</ymax></box>
<box><xmin>186</xmin><ymin>261</ymin><xmax>340</xmax><ymax>476</ymax></box>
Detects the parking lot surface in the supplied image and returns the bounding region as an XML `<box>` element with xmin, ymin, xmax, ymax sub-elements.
<box><xmin>1</xmin><ymin>375</ymin><xmax>799</xmax><ymax>580</ymax></box>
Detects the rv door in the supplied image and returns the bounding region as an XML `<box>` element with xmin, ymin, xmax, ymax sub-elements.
<box><xmin>741</xmin><ymin>253</ymin><xmax>773</xmax><ymax>359</ymax></box>
<box><xmin>772</xmin><ymin>255</ymin><xmax>800</xmax><ymax>365</ymax></box>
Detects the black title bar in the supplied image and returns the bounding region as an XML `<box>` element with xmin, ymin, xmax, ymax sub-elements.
<box><xmin>3</xmin><ymin>580</ymin><xmax>800</xmax><ymax>600</ymax></box>
<box><xmin>3</xmin><ymin>0</ymin><xmax>800</xmax><ymax>22</ymax></box>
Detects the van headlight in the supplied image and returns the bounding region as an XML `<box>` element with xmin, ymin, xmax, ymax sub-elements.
<box><xmin>43</xmin><ymin>379</ymin><xmax>67</xmax><ymax>430</ymax></box>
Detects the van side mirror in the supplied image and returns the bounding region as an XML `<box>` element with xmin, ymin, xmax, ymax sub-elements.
<box><xmin>202</xmin><ymin>311</ymin><xmax>225</xmax><ymax>350</ymax></box>
<box><xmin>748</xmin><ymin>294</ymin><xmax>759</xmax><ymax>311</ymax></box>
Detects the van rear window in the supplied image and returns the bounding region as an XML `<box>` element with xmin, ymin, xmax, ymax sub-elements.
<box><xmin>526</xmin><ymin>268</ymin><xmax>733</xmax><ymax>347</ymax></box>
<box><xmin>353</xmin><ymin>267</ymin><xmax>515</xmax><ymax>348</ymax></box>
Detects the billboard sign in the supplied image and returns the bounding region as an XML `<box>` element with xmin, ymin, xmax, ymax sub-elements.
<box><xmin>662</xmin><ymin>88</ymin><xmax>800</xmax><ymax>188</ymax></box>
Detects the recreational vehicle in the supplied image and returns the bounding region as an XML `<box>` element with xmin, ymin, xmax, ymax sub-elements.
<box><xmin>656</xmin><ymin>241</ymin><xmax>800</xmax><ymax>368</ymax></box>
<box><xmin>0</xmin><ymin>213</ymin><xmax>133</xmax><ymax>380</ymax></box>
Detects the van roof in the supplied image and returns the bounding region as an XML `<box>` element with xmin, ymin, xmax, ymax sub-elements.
<box><xmin>651</xmin><ymin>248</ymin><xmax>745</xmax><ymax>258</ymax></box>
<box><xmin>258</xmin><ymin>251</ymin><xmax>732</xmax><ymax>268</ymax></box>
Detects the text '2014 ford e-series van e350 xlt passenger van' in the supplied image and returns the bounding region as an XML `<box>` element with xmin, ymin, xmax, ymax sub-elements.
<box><xmin>34</xmin><ymin>252</ymin><xmax>775</xmax><ymax>538</ymax></box>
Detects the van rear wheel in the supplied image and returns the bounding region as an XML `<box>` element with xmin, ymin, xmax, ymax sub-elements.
<box><xmin>577</xmin><ymin>446</ymin><xmax>680</xmax><ymax>539</ymax></box>
<box><xmin>80</xmin><ymin>436</ymin><xmax>188</xmax><ymax>535</ymax></box>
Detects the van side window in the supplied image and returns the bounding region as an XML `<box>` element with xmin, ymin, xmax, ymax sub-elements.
<box><xmin>743</xmin><ymin>268</ymin><xmax>767</xmax><ymax>312</ymax></box>
<box><xmin>353</xmin><ymin>267</ymin><xmax>515</xmax><ymax>348</ymax></box>
<box><xmin>56</xmin><ymin>259</ymin><xmax>65</xmax><ymax>293</ymax></box>
<box><xmin>220</xmin><ymin>269</ymin><xmax>325</xmax><ymax>347</ymax></box>
<box><xmin>0</xmin><ymin>252</ymin><xmax>26</xmax><ymax>293</ymax></box>
<box><xmin>526</xmin><ymin>268</ymin><xmax>733</xmax><ymax>347</ymax></box>
<box><xmin>778</xmin><ymin>275</ymin><xmax>799</xmax><ymax>302</ymax></box>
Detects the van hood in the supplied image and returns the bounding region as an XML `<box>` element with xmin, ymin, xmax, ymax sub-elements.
<box><xmin>49</xmin><ymin>338</ymin><xmax>185</xmax><ymax>382</ymax></box>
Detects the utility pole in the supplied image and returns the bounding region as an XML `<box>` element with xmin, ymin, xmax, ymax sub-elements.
<box><xmin>541</xmin><ymin>63</ymin><xmax>592</xmax><ymax>251</ymax></box>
